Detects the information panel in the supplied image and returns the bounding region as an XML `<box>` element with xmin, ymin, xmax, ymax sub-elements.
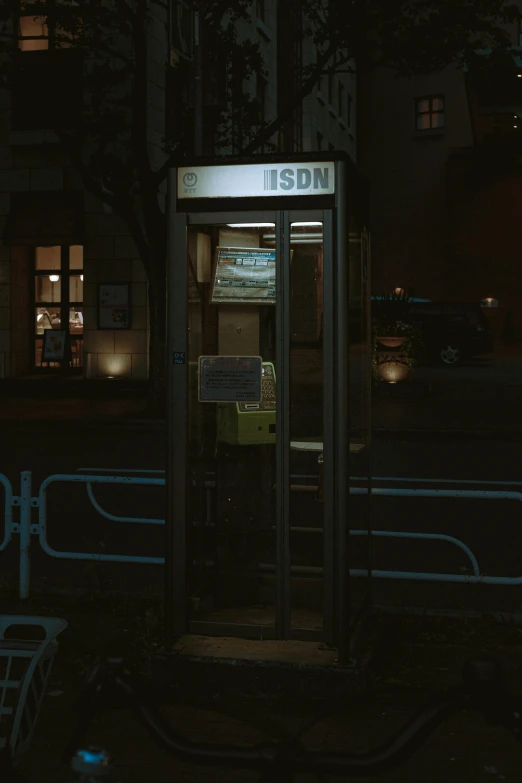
<box><xmin>211</xmin><ymin>247</ymin><xmax>276</xmax><ymax>304</ymax></box>
<box><xmin>198</xmin><ymin>355</ymin><xmax>262</xmax><ymax>403</ymax></box>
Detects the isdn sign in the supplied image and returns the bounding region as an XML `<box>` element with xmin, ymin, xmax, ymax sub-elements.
<box><xmin>264</xmin><ymin>167</ymin><xmax>330</xmax><ymax>192</ymax></box>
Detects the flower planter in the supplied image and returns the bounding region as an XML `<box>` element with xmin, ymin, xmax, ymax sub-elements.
<box><xmin>376</xmin><ymin>336</ymin><xmax>407</xmax><ymax>348</ymax></box>
<box><xmin>376</xmin><ymin>361</ymin><xmax>411</xmax><ymax>383</ymax></box>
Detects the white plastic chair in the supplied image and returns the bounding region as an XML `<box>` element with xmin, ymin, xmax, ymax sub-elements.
<box><xmin>0</xmin><ymin>615</ymin><xmax>67</xmax><ymax>761</ymax></box>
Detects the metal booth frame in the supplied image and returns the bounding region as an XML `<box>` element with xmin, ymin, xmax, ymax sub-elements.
<box><xmin>165</xmin><ymin>153</ymin><xmax>371</xmax><ymax>662</ymax></box>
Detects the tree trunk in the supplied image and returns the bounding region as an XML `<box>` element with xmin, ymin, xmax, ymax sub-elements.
<box><xmin>146</xmin><ymin>253</ymin><xmax>167</xmax><ymax>418</ymax></box>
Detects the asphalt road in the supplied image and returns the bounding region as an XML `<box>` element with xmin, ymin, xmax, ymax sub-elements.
<box><xmin>2</xmin><ymin>425</ymin><xmax>522</xmax><ymax>616</ymax></box>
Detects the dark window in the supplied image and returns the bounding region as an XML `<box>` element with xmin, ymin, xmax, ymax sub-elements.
<box><xmin>415</xmin><ymin>95</ymin><xmax>445</xmax><ymax>130</ymax></box>
<box><xmin>257</xmin><ymin>74</ymin><xmax>267</xmax><ymax>123</ymax></box>
<box><xmin>316</xmin><ymin>131</ymin><xmax>323</xmax><ymax>150</ymax></box>
<box><xmin>13</xmin><ymin>2</ymin><xmax>83</xmax><ymax>131</ymax></box>
<box><xmin>328</xmin><ymin>73</ymin><xmax>334</xmax><ymax>105</ymax></box>
<box><xmin>256</xmin><ymin>74</ymin><xmax>267</xmax><ymax>152</ymax></box>
<box><xmin>256</xmin><ymin>0</ymin><xmax>265</xmax><ymax>21</ymax></box>
<box><xmin>347</xmin><ymin>93</ymin><xmax>353</xmax><ymax>127</ymax></box>
<box><xmin>11</xmin><ymin>49</ymin><xmax>83</xmax><ymax>131</ymax></box>
<box><xmin>328</xmin><ymin>141</ymin><xmax>335</xmax><ymax>151</ymax></box>
<box><xmin>170</xmin><ymin>0</ymin><xmax>194</xmax><ymax>61</ymax></box>
<box><xmin>338</xmin><ymin>81</ymin><xmax>344</xmax><ymax>117</ymax></box>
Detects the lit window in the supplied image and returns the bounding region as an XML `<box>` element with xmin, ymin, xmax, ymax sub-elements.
<box><xmin>18</xmin><ymin>14</ymin><xmax>49</xmax><ymax>51</ymax></box>
<box><xmin>415</xmin><ymin>95</ymin><xmax>445</xmax><ymax>130</ymax></box>
<box><xmin>18</xmin><ymin>2</ymin><xmax>75</xmax><ymax>51</ymax></box>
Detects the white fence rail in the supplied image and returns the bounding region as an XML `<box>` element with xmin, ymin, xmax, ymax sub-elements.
<box><xmin>0</xmin><ymin>470</ymin><xmax>522</xmax><ymax>598</ymax></box>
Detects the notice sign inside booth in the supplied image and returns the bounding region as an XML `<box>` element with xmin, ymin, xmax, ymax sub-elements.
<box><xmin>198</xmin><ymin>355</ymin><xmax>262</xmax><ymax>403</ymax></box>
<box><xmin>212</xmin><ymin>247</ymin><xmax>276</xmax><ymax>304</ymax></box>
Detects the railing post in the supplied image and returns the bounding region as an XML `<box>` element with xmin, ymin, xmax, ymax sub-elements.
<box><xmin>19</xmin><ymin>471</ymin><xmax>32</xmax><ymax>600</ymax></box>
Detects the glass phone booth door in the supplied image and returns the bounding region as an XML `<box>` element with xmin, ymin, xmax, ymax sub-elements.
<box><xmin>167</xmin><ymin>208</ymin><xmax>352</xmax><ymax>648</ymax></box>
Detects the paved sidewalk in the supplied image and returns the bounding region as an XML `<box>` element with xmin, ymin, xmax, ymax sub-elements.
<box><xmin>12</xmin><ymin>607</ymin><xmax>522</xmax><ymax>783</ymax></box>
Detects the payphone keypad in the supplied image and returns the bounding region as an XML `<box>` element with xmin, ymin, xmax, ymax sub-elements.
<box><xmin>238</xmin><ymin>363</ymin><xmax>276</xmax><ymax>412</ymax></box>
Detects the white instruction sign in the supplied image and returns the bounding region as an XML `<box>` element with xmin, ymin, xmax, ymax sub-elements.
<box><xmin>198</xmin><ymin>355</ymin><xmax>262</xmax><ymax>403</ymax></box>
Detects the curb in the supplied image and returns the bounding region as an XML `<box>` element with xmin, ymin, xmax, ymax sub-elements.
<box><xmin>2</xmin><ymin>418</ymin><xmax>522</xmax><ymax>440</ymax></box>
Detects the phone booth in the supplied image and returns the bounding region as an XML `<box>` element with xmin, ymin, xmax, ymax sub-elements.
<box><xmin>165</xmin><ymin>152</ymin><xmax>372</xmax><ymax>663</ymax></box>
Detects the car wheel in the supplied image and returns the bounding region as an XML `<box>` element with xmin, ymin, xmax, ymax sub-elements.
<box><xmin>439</xmin><ymin>344</ymin><xmax>462</xmax><ymax>366</ymax></box>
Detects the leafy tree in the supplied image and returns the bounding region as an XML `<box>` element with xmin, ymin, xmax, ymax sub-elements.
<box><xmin>0</xmin><ymin>0</ymin><xmax>518</xmax><ymax>412</ymax></box>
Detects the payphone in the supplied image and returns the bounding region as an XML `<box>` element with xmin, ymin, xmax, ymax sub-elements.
<box><xmin>217</xmin><ymin>362</ymin><xmax>276</xmax><ymax>445</ymax></box>
<box><xmin>189</xmin><ymin>237</ymin><xmax>279</xmax><ymax>446</ymax></box>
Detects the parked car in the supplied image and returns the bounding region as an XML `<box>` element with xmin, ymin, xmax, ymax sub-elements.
<box><xmin>371</xmin><ymin>300</ymin><xmax>494</xmax><ymax>366</ymax></box>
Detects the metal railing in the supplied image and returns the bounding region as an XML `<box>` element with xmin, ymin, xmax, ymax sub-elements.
<box><xmin>1</xmin><ymin>470</ymin><xmax>522</xmax><ymax>599</ymax></box>
<box><xmin>0</xmin><ymin>473</ymin><xmax>14</xmax><ymax>553</ymax></box>
<box><xmin>21</xmin><ymin>471</ymin><xmax>165</xmax><ymax>598</ymax></box>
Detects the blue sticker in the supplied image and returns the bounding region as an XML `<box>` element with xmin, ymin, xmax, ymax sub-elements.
<box><xmin>173</xmin><ymin>352</ymin><xmax>185</xmax><ymax>365</ymax></box>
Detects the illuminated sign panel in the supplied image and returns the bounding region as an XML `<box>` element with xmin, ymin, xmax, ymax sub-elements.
<box><xmin>177</xmin><ymin>162</ymin><xmax>335</xmax><ymax>198</ymax></box>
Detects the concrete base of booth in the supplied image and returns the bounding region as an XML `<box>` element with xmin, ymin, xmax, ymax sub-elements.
<box><xmin>150</xmin><ymin>627</ymin><xmax>379</xmax><ymax>708</ymax></box>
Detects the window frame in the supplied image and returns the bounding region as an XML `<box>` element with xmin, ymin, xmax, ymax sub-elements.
<box><xmin>16</xmin><ymin>0</ymin><xmax>77</xmax><ymax>51</ymax></box>
<box><xmin>32</xmin><ymin>244</ymin><xmax>84</xmax><ymax>372</ymax></box>
<box><xmin>338</xmin><ymin>81</ymin><xmax>344</xmax><ymax>118</ymax></box>
<box><xmin>414</xmin><ymin>94</ymin><xmax>445</xmax><ymax>132</ymax></box>
<box><xmin>328</xmin><ymin>72</ymin><xmax>334</xmax><ymax>106</ymax></box>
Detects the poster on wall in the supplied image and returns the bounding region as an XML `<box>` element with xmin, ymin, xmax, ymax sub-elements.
<box><xmin>98</xmin><ymin>284</ymin><xmax>132</xmax><ymax>329</ymax></box>
<box><xmin>211</xmin><ymin>247</ymin><xmax>276</xmax><ymax>305</ymax></box>
<box><xmin>42</xmin><ymin>329</ymin><xmax>66</xmax><ymax>362</ymax></box>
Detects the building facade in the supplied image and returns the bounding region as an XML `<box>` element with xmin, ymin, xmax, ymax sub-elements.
<box><xmin>0</xmin><ymin>0</ymin><xmax>357</xmax><ymax>381</ymax></box>
<box><xmin>357</xmin><ymin>6</ymin><xmax>522</xmax><ymax>337</ymax></box>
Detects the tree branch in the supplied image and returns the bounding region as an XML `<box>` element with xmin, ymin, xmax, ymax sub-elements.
<box><xmin>56</xmin><ymin>131</ymin><xmax>117</xmax><ymax>209</ymax></box>
<box><xmin>240</xmin><ymin>40</ymin><xmax>350</xmax><ymax>155</ymax></box>
<box><xmin>131</xmin><ymin>0</ymin><xmax>151</xmax><ymax>185</ymax></box>
<box><xmin>120</xmin><ymin>193</ymin><xmax>153</xmax><ymax>275</ymax></box>
<box><xmin>130</xmin><ymin>0</ymin><xmax>167</xmax><ymax>241</ymax></box>
<box><xmin>95</xmin><ymin>41</ymin><xmax>135</xmax><ymax>69</ymax></box>
<box><xmin>148</xmin><ymin>140</ymin><xmax>189</xmax><ymax>188</ymax></box>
